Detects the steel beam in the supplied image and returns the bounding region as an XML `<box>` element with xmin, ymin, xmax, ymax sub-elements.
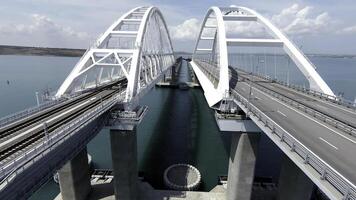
<box><xmin>226</xmin><ymin>38</ymin><xmax>284</xmax><ymax>47</ymax></box>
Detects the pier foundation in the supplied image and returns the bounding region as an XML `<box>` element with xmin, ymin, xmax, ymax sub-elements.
<box><xmin>110</xmin><ymin>126</ymin><xmax>138</xmax><ymax>200</ymax></box>
<box><xmin>58</xmin><ymin>148</ymin><xmax>91</xmax><ymax>200</ymax></box>
<box><xmin>227</xmin><ymin>133</ymin><xmax>260</xmax><ymax>200</ymax></box>
<box><xmin>277</xmin><ymin>156</ymin><xmax>314</xmax><ymax>200</ymax></box>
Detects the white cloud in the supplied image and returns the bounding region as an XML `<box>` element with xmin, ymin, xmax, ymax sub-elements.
<box><xmin>0</xmin><ymin>14</ymin><xmax>91</xmax><ymax>48</ymax></box>
<box><xmin>169</xmin><ymin>18</ymin><xmax>200</xmax><ymax>40</ymax></box>
<box><xmin>226</xmin><ymin>4</ymin><xmax>334</xmax><ymax>37</ymax></box>
<box><xmin>273</xmin><ymin>4</ymin><xmax>333</xmax><ymax>36</ymax></box>
<box><xmin>225</xmin><ymin>21</ymin><xmax>266</xmax><ymax>38</ymax></box>
<box><xmin>170</xmin><ymin>4</ymin><xmax>354</xmax><ymax>41</ymax></box>
<box><xmin>339</xmin><ymin>25</ymin><xmax>356</xmax><ymax>34</ymax></box>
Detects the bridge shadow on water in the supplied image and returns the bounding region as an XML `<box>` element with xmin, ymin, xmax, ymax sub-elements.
<box><xmin>139</xmin><ymin>61</ymin><xmax>231</xmax><ymax>191</ymax></box>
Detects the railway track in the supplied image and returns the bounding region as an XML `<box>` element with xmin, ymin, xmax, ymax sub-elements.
<box><xmin>0</xmin><ymin>79</ymin><xmax>127</xmax><ymax>164</ymax></box>
<box><xmin>0</xmin><ymin>90</ymin><xmax>115</xmax><ymax>163</ymax></box>
<box><xmin>0</xmin><ymin>79</ymin><xmax>125</xmax><ymax>139</ymax></box>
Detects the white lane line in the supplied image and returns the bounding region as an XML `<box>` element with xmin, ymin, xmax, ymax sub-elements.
<box><xmin>241</xmin><ymin>82</ymin><xmax>356</xmax><ymax>144</ymax></box>
<box><xmin>319</xmin><ymin>137</ymin><xmax>338</xmax><ymax>150</ymax></box>
<box><xmin>254</xmin><ymin>96</ymin><xmax>260</xmax><ymax>100</ymax></box>
<box><xmin>277</xmin><ymin>110</ymin><xmax>287</xmax><ymax>117</ymax></box>
<box><xmin>0</xmin><ymin>98</ymin><xmax>94</xmax><ymax>149</ymax></box>
<box><xmin>316</xmin><ymin>104</ymin><xmax>326</xmax><ymax>109</ymax></box>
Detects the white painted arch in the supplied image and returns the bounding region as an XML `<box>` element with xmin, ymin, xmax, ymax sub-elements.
<box><xmin>193</xmin><ymin>7</ymin><xmax>230</xmax><ymax>99</ymax></box>
<box><xmin>193</xmin><ymin>6</ymin><xmax>334</xmax><ymax>104</ymax></box>
<box><xmin>56</xmin><ymin>6</ymin><xmax>175</xmax><ymax>101</ymax></box>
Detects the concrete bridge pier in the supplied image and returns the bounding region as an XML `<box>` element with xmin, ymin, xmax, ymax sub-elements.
<box><xmin>110</xmin><ymin>126</ymin><xmax>138</xmax><ymax>200</ymax></box>
<box><xmin>107</xmin><ymin>105</ymin><xmax>147</xmax><ymax>200</ymax></box>
<box><xmin>277</xmin><ymin>155</ymin><xmax>314</xmax><ymax>200</ymax></box>
<box><xmin>227</xmin><ymin>133</ymin><xmax>260</xmax><ymax>200</ymax></box>
<box><xmin>215</xmin><ymin>104</ymin><xmax>261</xmax><ymax>200</ymax></box>
<box><xmin>58</xmin><ymin>147</ymin><xmax>91</xmax><ymax>200</ymax></box>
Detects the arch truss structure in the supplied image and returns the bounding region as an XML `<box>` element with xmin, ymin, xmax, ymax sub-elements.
<box><xmin>191</xmin><ymin>6</ymin><xmax>334</xmax><ymax>107</ymax></box>
<box><xmin>56</xmin><ymin>6</ymin><xmax>175</xmax><ymax>102</ymax></box>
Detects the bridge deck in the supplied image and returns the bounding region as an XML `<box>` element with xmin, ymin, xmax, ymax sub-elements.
<box><xmin>0</xmin><ymin>80</ymin><xmax>126</xmax><ymax>168</ymax></box>
<box><xmin>233</xmin><ymin>75</ymin><xmax>356</xmax><ymax>184</ymax></box>
<box><xmin>192</xmin><ymin>60</ymin><xmax>356</xmax><ymax>192</ymax></box>
<box><xmin>238</xmin><ymin>71</ymin><xmax>356</xmax><ymax>130</ymax></box>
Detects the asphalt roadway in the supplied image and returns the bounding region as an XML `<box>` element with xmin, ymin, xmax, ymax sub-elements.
<box><xmin>232</xmin><ymin>73</ymin><xmax>356</xmax><ymax>185</ymax></box>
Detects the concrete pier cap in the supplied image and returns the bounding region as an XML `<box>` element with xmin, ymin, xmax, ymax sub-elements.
<box><xmin>106</xmin><ymin>103</ymin><xmax>148</xmax><ymax>130</ymax></box>
<box><xmin>215</xmin><ymin>98</ymin><xmax>261</xmax><ymax>133</ymax></box>
<box><xmin>215</xmin><ymin>98</ymin><xmax>261</xmax><ymax>200</ymax></box>
<box><xmin>106</xmin><ymin>103</ymin><xmax>148</xmax><ymax>200</ymax></box>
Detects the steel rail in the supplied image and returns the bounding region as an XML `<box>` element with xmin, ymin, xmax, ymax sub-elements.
<box><xmin>0</xmin><ymin>92</ymin><xmax>98</xmax><ymax>139</ymax></box>
<box><xmin>0</xmin><ymin>99</ymin><xmax>65</xmax><ymax>128</ymax></box>
<box><xmin>0</xmin><ymin>91</ymin><xmax>124</xmax><ymax>191</ymax></box>
<box><xmin>0</xmin><ymin>90</ymin><xmax>116</xmax><ymax>162</ymax></box>
<box><xmin>0</xmin><ymin>79</ymin><xmax>126</xmax><ymax>131</ymax></box>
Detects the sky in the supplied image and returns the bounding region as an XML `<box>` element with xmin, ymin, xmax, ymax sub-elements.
<box><xmin>0</xmin><ymin>0</ymin><xmax>356</xmax><ymax>54</ymax></box>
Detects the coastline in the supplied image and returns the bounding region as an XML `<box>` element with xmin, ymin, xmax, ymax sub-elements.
<box><xmin>0</xmin><ymin>45</ymin><xmax>355</xmax><ymax>59</ymax></box>
<box><xmin>0</xmin><ymin>45</ymin><xmax>85</xmax><ymax>57</ymax></box>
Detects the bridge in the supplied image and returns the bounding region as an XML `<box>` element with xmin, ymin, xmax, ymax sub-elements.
<box><xmin>0</xmin><ymin>5</ymin><xmax>355</xmax><ymax>200</ymax></box>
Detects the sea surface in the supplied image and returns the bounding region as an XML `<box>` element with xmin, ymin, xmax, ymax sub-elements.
<box><xmin>0</xmin><ymin>54</ymin><xmax>355</xmax><ymax>199</ymax></box>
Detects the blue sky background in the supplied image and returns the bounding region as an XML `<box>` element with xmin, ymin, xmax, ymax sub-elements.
<box><xmin>0</xmin><ymin>0</ymin><xmax>355</xmax><ymax>54</ymax></box>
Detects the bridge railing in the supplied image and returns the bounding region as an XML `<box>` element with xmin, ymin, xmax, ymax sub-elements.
<box><xmin>236</xmin><ymin>67</ymin><xmax>356</xmax><ymax>110</ymax></box>
<box><xmin>0</xmin><ymin>99</ymin><xmax>65</xmax><ymax>128</ymax></box>
<box><xmin>276</xmin><ymin>79</ymin><xmax>356</xmax><ymax>110</ymax></box>
<box><xmin>192</xmin><ymin>60</ymin><xmax>356</xmax><ymax>199</ymax></box>
<box><xmin>0</xmin><ymin>90</ymin><xmax>92</xmax><ymax>129</ymax></box>
<box><xmin>193</xmin><ymin>59</ymin><xmax>220</xmax><ymax>88</ymax></box>
<box><xmin>239</xmin><ymin>77</ymin><xmax>356</xmax><ymax>138</ymax></box>
<box><xmin>230</xmin><ymin>88</ymin><xmax>356</xmax><ymax>200</ymax></box>
<box><xmin>0</xmin><ymin>91</ymin><xmax>125</xmax><ymax>189</ymax></box>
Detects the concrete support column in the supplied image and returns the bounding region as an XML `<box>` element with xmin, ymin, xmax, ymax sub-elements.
<box><xmin>58</xmin><ymin>148</ymin><xmax>91</xmax><ymax>200</ymax></box>
<box><xmin>110</xmin><ymin>127</ymin><xmax>138</xmax><ymax>200</ymax></box>
<box><xmin>227</xmin><ymin>133</ymin><xmax>260</xmax><ymax>200</ymax></box>
<box><xmin>277</xmin><ymin>155</ymin><xmax>314</xmax><ymax>200</ymax></box>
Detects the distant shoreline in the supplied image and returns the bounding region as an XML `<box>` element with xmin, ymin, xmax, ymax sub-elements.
<box><xmin>0</xmin><ymin>45</ymin><xmax>355</xmax><ymax>58</ymax></box>
<box><xmin>0</xmin><ymin>45</ymin><xmax>85</xmax><ymax>57</ymax></box>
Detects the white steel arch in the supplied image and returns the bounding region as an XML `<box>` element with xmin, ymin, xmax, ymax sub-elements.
<box><xmin>56</xmin><ymin>6</ymin><xmax>175</xmax><ymax>101</ymax></box>
<box><xmin>193</xmin><ymin>7</ymin><xmax>230</xmax><ymax>99</ymax></box>
<box><xmin>192</xmin><ymin>6</ymin><xmax>334</xmax><ymax>106</ymax></box>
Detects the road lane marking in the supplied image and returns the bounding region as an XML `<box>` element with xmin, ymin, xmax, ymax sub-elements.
<box><xmin>240</xmin><ymin>82</ymin><xmax>356</xmax><ymax>144</ymax></box>
<box><xmin>319</xmin><ymin>137</ymin><xmax>338</xmax><ymax>150</ymax></box>
<box><xmin>316</xmin><ymin>104</ymin><xmax>326</xmax><ymax>109</ymax></box>
<box><xmin>277</xmin><ymin>110</ymin><xmax>287</xmax><ymax>117</ymax></box>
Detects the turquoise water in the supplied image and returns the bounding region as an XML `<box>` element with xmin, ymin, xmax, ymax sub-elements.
<box><xmin>0</xmin><ymin>55</ymin><xmax>355</xmax><ymax>199</ymax></box>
